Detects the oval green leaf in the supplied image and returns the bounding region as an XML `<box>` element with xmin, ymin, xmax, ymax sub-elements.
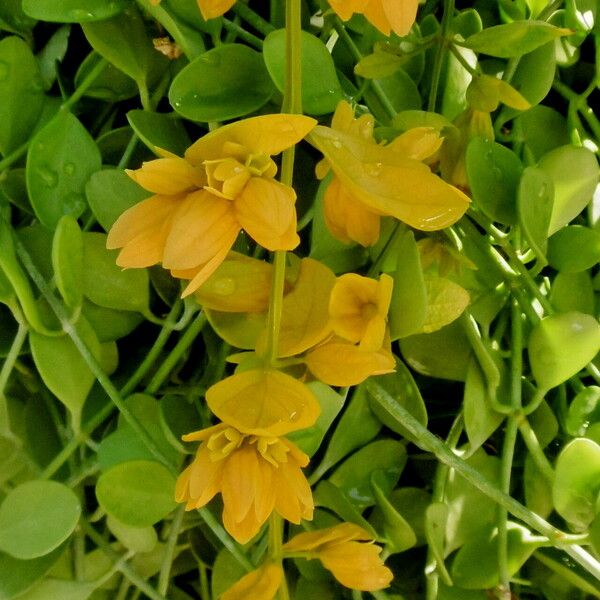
<box><xmin>127</xmin><ymin>110</ymin><xmax>191</xmax><ymax>156</ymax></box>
<box><xmin>263</xmin><ymin>29</ymin><xmax>343</xmax><ymax>115</ymax></box>
<box><xmin>96</xmin><ymin>460</ymin><xmax>178</xmax><ymax>527</ymax></box>
<box><xmin>547</xmin><ymin>225</ymin><xmax>600</xmax><ymax>272</ymax></box>
<box><xmin>0</xmin><ymin>481</ymin><xmax>80</xmax><ymax>559</ymax></box>
<box><xmin>466</xmin><ymin>136</ymin><xmax>523</xmax><ymax>225</ymax></box>
<box><xmin>52</xmin><ymin>215</ymin><xmax>83</xmax><ymax>308</ymax></box>
<box><xmin>169</xmin><ymin>44</ymin><xmax>274</xmax><ymax>122</ymax></box>
<box><xmin>528</xmin><ymin>312</ymin><xmax>600</xmax><ymax>392</ymax></box>
<box><xmin>27</xmin><ymin>111</ymin><xmax>101</xmax><ymax>230</ymax></box>
<box><xmin>22</xmin><ymin>0</ymin><xmax>127</xmax><ymax>22</ymax></box>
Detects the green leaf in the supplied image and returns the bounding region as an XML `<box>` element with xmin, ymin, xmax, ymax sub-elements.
<box><xmin>389</xmin><ymin>227</ymin><xmax>427</xmax><ymax>340</ymax></box>
<box><xmin>82</xmin><ymin>232</ymin><xmax>149</xmax><ymax>313</ymax></box>
<box><xmin>370</xmin><ymin>471</ymin><xmax>416</xmax><ymax>554</ymax></box>
<box><xmin>524</xmin><ymin>454</ymin><xmax>553</xmax><ymax>519</ymax></box>
<box><xmin>82</xmin><ymin>300</ymin><xmax>143</xmax><ymax>343</ymax></box>
<box><xmin>367</xmin><ymin>358</ymin><xmax>428</xmax><ymax>444</ymax></box>
<box><xmin>52</xmin><ymin>215</ymin><xmax>83</xmax><ymax>308</ymax></box>
<box><xmin>364</xmin><ymin>68</ymin><xmax>422</xmax><ymax>124</ymax></box>
<box><xmin>0</xmin><ymin>481</ymin><xmax>80</xmax><ymax>559</ymax></box>
<box><xmin>0</xmin><ymin>36</ymin><xmax>45</xmax><ymax>155</ymax></box>
<box><xmin>23</xmin><ymin>0</ymin><xmax>127</xmax><ymax>22</ymax></box>
<box><xmin>329</xmin><ymin>439</ymin><xmax>407</xmax><ymax>510</ymax></box>
<box><xmin>539</xmin><ymin>145</ymin><xmax>600</xmax><ymax>235</ymax></box>
<box><xmin>354</xmin><ymin>51</ymin><xmax>405</xmax><ymax>79</ymax></box>
<box><xmin>547</xmin><ymin>225</ymin><xmax>600</xmax><ymax>272</ymax></box>
<box><xmin>159</xmin><ymin>394</ymin><xmax>203</xmax><ymax>454</ymax></box>
<box><xmin>74</xmin><ymin>52</ymin><xmax>138</xmax><ymax>102</ymax></box>
<box><xmin>127</xmin><ymin>110</ymin><xmax>191</xmax><ymax>156</ymax></box>
<box><xmin>15</xmin><ymin>578</ymin><xmax>96</xmax><ymax>600</ymax></box>
<box><xmin>518</xmin><ymin>105</ymin><xmax>569</xmax><ymax>161</ymax></box>
<box><xmin>451</xmin><ymin>523</ymin><xmax>540</xmax><ymax>588</ymax></box>
<box><xmin>419</xmin><ymin>275</ymin><xmax>470</xmax><ymax>333</ymax></box>
<box><xmin>425</xmin><ymin>502</ymin><xmax>452</xmax><ymax>585</ymax></box>
<box><xmin>27</xmin><ymin>111</ymin><xmax>101</xmax><ymax>230</ymax></box>
<box><xmin>528</xmin><ymin>312</ymin><xmax>600</xmax><ymax>392</ymax></box>
<box><xmin>313</xmin><ymin>384</ymin><xmax>382</xmax><ymax>478</ymax></box>
<box><xmin>565</xmin><ymin>386</ymin><xmax>600</xmax><ymax>437</ymax></box>
<box><xmin>211</xmin><ymin>549</ymin><xmax>247</xmax><ymax>600</ymax></box>
<box><xmin>106</xmin><ymin>515</ymin><xmax>157</xmax><ymax>554</ymax></box>
<box><xmin>96</xmin><ymin>460</ymin><xmax>177</xmax><ymax>527</ymax></box>
<box><xmin>81</xmin><ymin>6</ymin><xmax>159</xmax><ymax>83</ymax></box>
<box><xmin>0</xmin><ymin>0</ymin><xmax>37</xmax><ymax>36</ymax></box>
<box><xmin>169</xmin><ymin>44</ymin><xmax>274</xmax><ymax>122</ymax></box>
<box><xmin>0</xmin><ymin>545</ymin><xmax>66</xmax><ymax>600</ymax></box>
<box><xmin>287</xmin><ymin>383</ymin><xmax>344</xmax><ymax>457</ymax></box>
<box><xmin>466</xmin><ymin>137</ymin><xmax>523</xmax><ymax>225</ymax></box>
<box><xmin>462</xmin><ymin>21</ymin><xmax>572</xmax><ymax>57</ymax></box>
<box><xmin>85</xmin><ymin>169</ymin><xmax>148</xmax><ymax>232</ymax></box>
<box><xmin>550</xmin><ymin>271</ymin><xmax>595</xmax><ymax>315</ymax></box>
<box><xmin>553</xmin><ymin>438</ymin><xmax>600</xmax><ymax>530</ymax></box>
<box><xmin>36</xmin><ymin>26</ymin><xmax>70</xmax><ymax>90</ymax></box>
<box><xmin>517</xmin><ymin>166</ymin><xmax>554</xmax><ymax>263</ymax></box>
<box><xmin>263</xmin><ymin>29</ymin><xmax>343</xmax><ymax>115</ymax></box>
<box><xmin>30</xmin><ymin>318</ymin><xmax>101</xmax><ymax>428</ymax></box>
<box><xmin>463</xmin><ymin>359</ymin><xmax>504</xmax><ymax>454</ymax></box>
<box><xmin>400</xmin><ymin>320</ymin><xmax>472</xmax><ymax>381</ymax></box>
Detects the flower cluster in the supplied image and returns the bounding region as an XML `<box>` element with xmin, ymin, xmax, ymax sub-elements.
<box><xmin>108</xmin><ymin>98</ymin><xmax>474</xmax><ymax>596</ymax></box>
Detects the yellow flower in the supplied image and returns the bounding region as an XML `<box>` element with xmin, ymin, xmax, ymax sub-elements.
<box><xmin>329</xmin><ymin>273</ymin><xmax>393</xmax><ymax>351</ymax></box>
<box><xmin>328</xmin><ymin>0</ymin><xmax>419</xmax><ymax>37</ymax></box>
<box><xmin>283</xmin><ymin>523</ymin><xmax>393</xmax><ymax>591</ymax></box>
<box><xmin>196</xmin><ymin>0</ymin><xmax>236</xmax><ymax>20</ymax></box>
<box><xmin>304</xmin><ymin>337</ymin><xmax>395</xmax><ymax>386</ymax></box>
<box><xmin>206</xmin><ymin>368</ymin><xmax>321</xmax><ymax>437</ymax></box>
<box><xmin>221</xmin><ymin>563</ymin><xmax>283</xmax><ymax>600</ymax></box>
<box><xmin>107</xmin><ymin>114</ymin><xmax>316</xmax><ymax>297</ymax></box>
<box><xmin>310</xmin><ymin>102</ymin><xmax>470</xmax><ymax>244</ymax></box>
<box><xmin>175</xmin><ymin>424</ymin><xmax>313</xmax><ymax>543</ymax></box>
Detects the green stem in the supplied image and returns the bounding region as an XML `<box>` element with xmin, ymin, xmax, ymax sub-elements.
<box><xmin>516</xmin><ymin>414</ymin><xmax>555</xmax><ymax>483</ymax></box>
<box><xmin>121</xmin><ymin>302</ymin><xmax>182</xmax><ymax>397</ymax></box>
<box><xmin>232</xmin><ymin>2</ymin><xmax>275</xmax><ymax>35</ymax></box>
<box><xmin>221</xmin><ymin>18</ymin><xmax>264</xmax><ymax>48</ymax></box>
<box><xmin>14</xmin><ymin>237</ymin><xmax>176</xmax><ymax>473</ymax></box>
<box><xmin>144</xmin><ymin>312</ymin><xmax>207</xmax><ymax>395</ymax></box>
<box><xmin>333</xmin><ymin>19</ymin><xmax>396</xmax><ymax>119</ymax></box>
<box><xmin>81</xmin><ymin>521</ymin><xmax>168</xmax><ymax>600</ymax></box>
<box><xmin>157</xmin><ymin>505</ymin><xmax>185</xmax><ymax>596</ymax></box>
<box><xmin>198</xmin><ymin>507</ymin><xmax>254</xmax><ymax>571</ymax></box>
<box><xmin>366</xmin><ymin>380</ymin><xmax>600</xmax><ymax>582</ymax></box>
<box><xmin>448</xmin><ymin>43</ymin><xmax>478</xmax><ymax>75</ymax></box>
<box><xmin>428</xmin><ymin>0</ymin><xmax>455</xmax><ymax>112</ymax></box>
<box><xmin>534</xmin><ymin>551</ymin><xmax>600</xmax><ymax>598</ymax></box>
<box><xmin>0</xmin><ymin>141</ymin><xmax>29</xmax><ymax>173</ymax></box>
<box><xmin>0</xmin><ymin>321</ymin><xmax>28</xmax><ymax>439</ymax></box>
<box><xmin>268</xmin><ymin>514</ymin><xmax>290</xmax><ymax>600</ymax></box>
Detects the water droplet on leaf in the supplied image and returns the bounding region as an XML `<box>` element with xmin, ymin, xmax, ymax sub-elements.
<box><xmin>38</xmin><ymin>166</ymin><xmax>58</xmax><ymax>188</ymax></box>
<box><xmin>63</xmin><ymin>163</ymin><xmax>76</xmax><ymax>176</ymax></box>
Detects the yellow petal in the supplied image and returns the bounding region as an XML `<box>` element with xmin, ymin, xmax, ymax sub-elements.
<box><xmin>381</xmin><ymin>0</ymin><xmax>419</xmax><ymax>36</ymax></box>
<box><xmin>387</xmin><ymin>127</ymin><xmax>444</xmax><ymax>161</ymax></box>
<box><xmin>284</xmin><ymin>522</ymin><xmax>373</xmax><ymax>553</ymax></box>
<box><xmin>310</xmin><ymin>127</ymin><xmax>471</xmax><ymax>231</ymax></box>
<box><xmin>106</xmin><ymin>195</ymin><xmax>181</xmax><ymax>268</ymax></box>
<box><xmin>194</xmin><ymin>252</ymin><xmax>273</xmax><ymax>313</ymax></box>
<box><xmin>323</xmin><ymin>177</ymin><xmax>381</xmax><ymax>247</ymax></box>
<box><xmin>273</xmin><ymin>458</ymin><xmax>314</xmax><ymax>523</ymax></box>
<box><xmin>362</xmin><ymin>0</ymin><xmax>392</xmax><ymax>35</ymax></box>
<box><xmin>277</xmin><ymin>258</ymin><xmax>336</xmax><ymax>357</ymax></box>
<box><xmin>222</xmin><ymin>503</ymin><xmax>264</xmax><ymax>544</ymax></box>
<box><xmin>496</xmin><ymin>78</ymin><xmax>531</xmax><ymax>111</ymax></box>
<box><xmin>234</xmin><ymin>178</ymin><xmax>300</xmax><ymax>251</ymax></box>
<box><xmin>126</xmin><ymin>157</ymin><xmax>205</xmax><ymax>195</ymax></box>
<box><xmin>185</xmin><ymin>114</ymin><xmax>317</xmax><ymax>164</ymax></box>
<box><xmin>305</xmin><ymin>342</ymin><xmax>395</xmax><ymax>386</ymax></box>
<box><xmin>162</xmin><ymin>189</ymin><xmax>239</xmax><ymax>270</ymax></box>
<box><xmin>206</xmin><ymin>369</ymin><xmax>321</xmax><ymax>436</ymax></box>
<box><xmin>328</xmin><ymin>0</ymin><xmax>368</xmax><ymax>20</ymax></box>
<box><xmin>196</xmin><ymin>0</ymin><xmax>236</xmax><ymax>19</ymax></box>
<box><xmin>221</xmin><ymin>563</ymin><xmax>283</xmax><ymax>600</ymax></box>
<box><xmin>221</xmin><ymin>445</ymin><xmax>261</xmax><ymax>524</ymax></box>
<box><xmin>319</xmin><ymin>541</ymin><xmax>393</xmax><ymax>591</ymax></box>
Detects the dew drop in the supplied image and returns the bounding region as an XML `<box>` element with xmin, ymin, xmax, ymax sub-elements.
<box><xmin>485</xmin><ymin>150</ymin><xmax>494</xmax><ymax>162</ymax></box>
<box><xmin>0</xmin><ymin>61</ymin><xmax>9</xmax><ymax>81</ymax></box>
<box><xmin>289</xmin><ymin>410</ymin><xmax>299</xmax><ymax>422</ymax></box>
<box><xmin>331</xmin><ymin>139</ymin><xmax>342</xmax><ymax>149</ymax></box>
<box><xmin>365</xmin><ymin>162</ymin><xmax>382</xmax><ymax>176</ymax></box>
<box><xmin>64</xmin><ymin>192</ymin><xmax>86</xmax><ymax>214</ymax></box>
<box><xmin>538</xmin><ymin>183</ymin><xmax>548</xmax><ymax>198</ymax></box>
<box><xmin>63</xmin><ymin>162</ymin><xmax>76</xmax><ymax>176</ymax></box>
<box><xmin>492</xmin><ymin>167</ymin><xmax>503</xmax><ymax>180</ymax></box>
<box><xmin>38</xmin><ymin>166</ymin><xmax>58</xmax><ymax>188</ymax></box>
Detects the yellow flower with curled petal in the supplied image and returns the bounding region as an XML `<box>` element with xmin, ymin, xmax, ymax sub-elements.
<box><xmin>283</xmin><ymin>522</ymin><xmax>393</xmax><ymax>591</ymax></box>
<box><xmin>311</xmin><ymin>101</ymin><xmax>470</xmax><ymax>246</ymax></box>
<box><xmin>328</xmin><ymin>0</ymin><xmax>419</xmax><ymax>37</ymax></box>
<box><xmin>221</xmin><ymin>563</ymin><xmax>283</xmax><ymax>600</ymax></box>
<box><xmin>329</xmin><ymin>273</ymin><xmax>393</xmax><ymax>351</ymax></box>
<box><xmin>107</xmin><ymin>114</ymin><xmax>316</xmax><ymax>297</ymax></box>
<box><xmin>196</xmin><ymin>0</ymin><xmax>236</xmax><ymax>20</ymax></box>
<box><xmin>175</xmin><ymin>423</ymin><xmax>313</xmax><ymax>543</ymax></box>
<box><xmin>206</xmin><ymin>368</ymin><xmax>321</xmax><ymax>437</ymax></box>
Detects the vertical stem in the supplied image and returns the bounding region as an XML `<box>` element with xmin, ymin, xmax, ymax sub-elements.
<box><xmin>0</xmin><ymin>322</ymin><xmax>28</xmax><ymax>439</ymax></box>
<box><xmin>269</xmin><ymin>514</ymin><xmax>290</xmax><ymax>600</ymax></box>
<box><xmin>428</xmin><ymin>0</ymin><xmax>455</xmax><ymax>112</ymax></box>
<box><xmin>157</xmin><ymin>505</ymin><xmax>185</xmax><ymax>595</ymax></box>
